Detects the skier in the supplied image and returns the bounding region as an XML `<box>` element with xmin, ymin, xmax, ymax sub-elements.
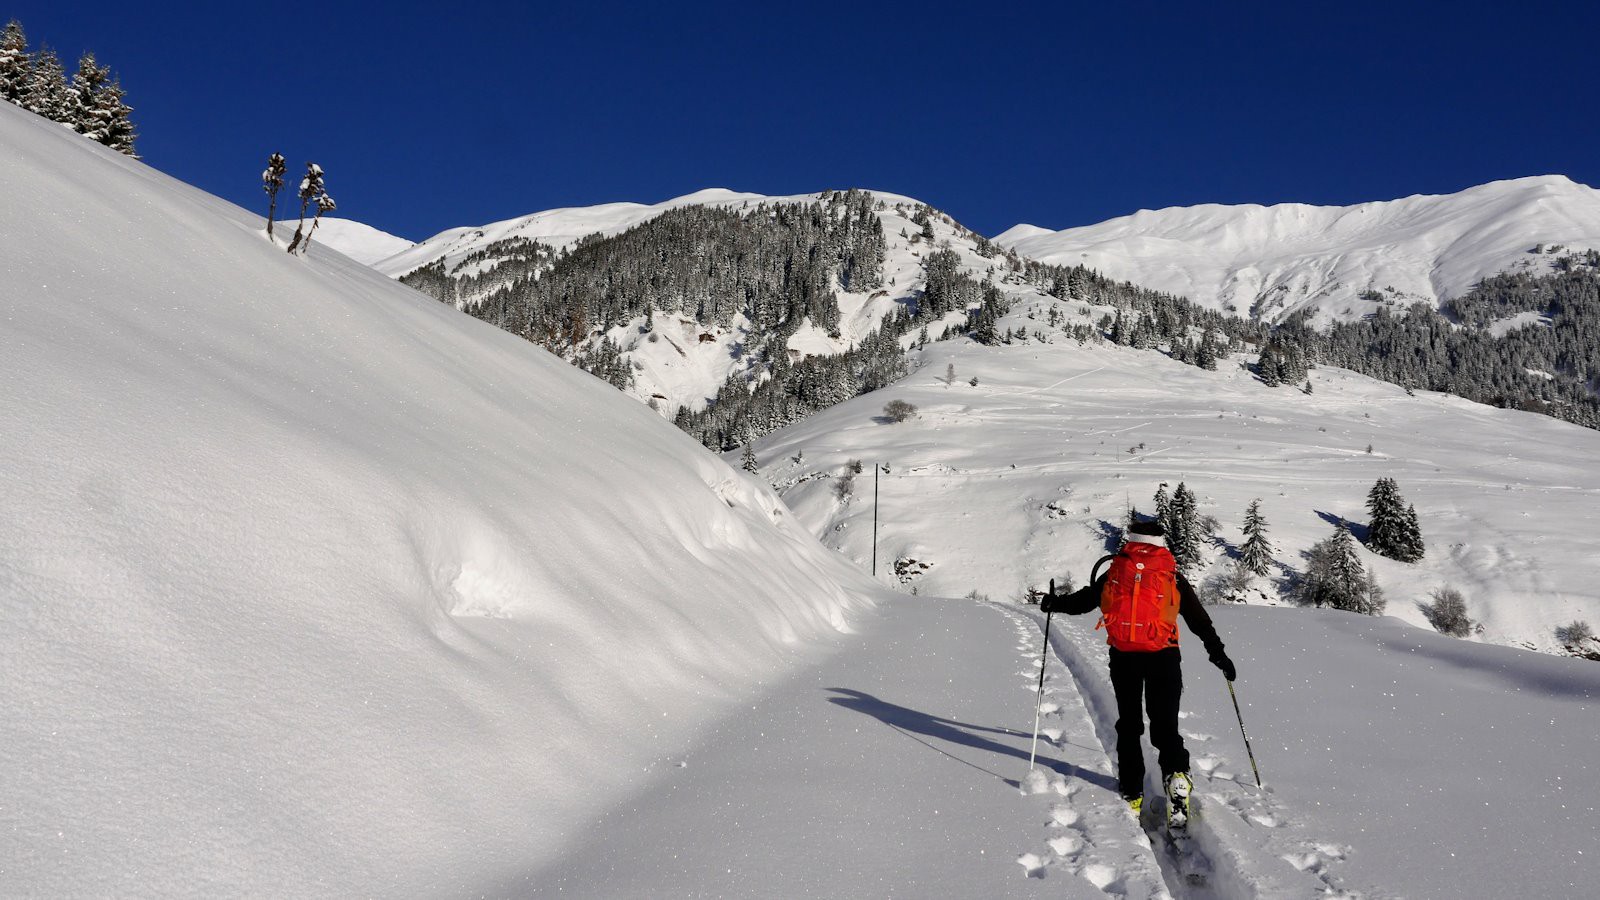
<box><xmin>1041</xmin><ymin>520</ymin><xmax>1236</xmax><ymax>827</ymax></box>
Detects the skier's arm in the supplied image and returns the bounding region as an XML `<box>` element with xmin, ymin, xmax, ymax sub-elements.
<box><xmin>1040</xmin><ymin>577</ymin><xmax>1104</xmax><ymax>616</ymax></box>
<box><xmin>1177</xmin><ymin>575</ymin><xmax>1236</xmax><ymax>680</ymax></box>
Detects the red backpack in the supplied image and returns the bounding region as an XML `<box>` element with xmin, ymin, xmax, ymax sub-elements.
<box><xmin>1094</xmin><ymin>542</ymin><xmax>1182</xmax><ymax>652</ymax></box>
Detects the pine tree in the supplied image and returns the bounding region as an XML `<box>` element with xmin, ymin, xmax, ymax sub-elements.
<box><xmin>67</xmin><ymin>52</ymin><xmax>109</xmax><ymax>138</ymax></box>
<box><xmin>1153</xmin><ymin>483</ymin><xmax>1173</xmax><ymax>536</ymax></box>
<box><xmin>94</xmin><ymin>77</ymin><xmax>136</xmax><ymax>156</ymax></box>
<box><xmin>1365</xmin><ymin>477</ymin><xmax>1404</xmax><ymax>556</ymax></box>
<box><xmin>1366</xmin><ymin>478</ymin><xmax>1422</xmax><ymax>561</ymax></box>
<box><xmin>1239</xmin><ymin>499</ymin><xmax>1273</xmax><ymax>576</ymax></box>
<box><xmin>1297</xmin><ymin>522</ymin><xmax>1373</xmax><ymax>613</ymax></box>
<box><xmin>22</xmin><ymin>45</ymin><xmax>70</xmax><ymax>123</ymax></box>
<box><xmin>1196</xmin><ymin>329</ymin><xmax>1219</xmax><ymax>370</ymax></box>
<box><xmin>0</xmin><ymin>20</ymin><xmax>30</xmax><ymax>105</ymax></box>
<box><xmin>1395</xmin><ymin>503</ymin><xmax>1425</xmax><ymax>562</ymax></box>
<box><xmin>262</xmin><ymin>153</ymin><xmax>287</xmax><ymax>240</ymax></box>
<box><xmin>1168</xmin><ymin>482</ymin><xmax>1202</xmax><ymax>573</ymax></box>
<box><xmin>740</xmin><ymin>443</ymin><xmax>758</xmax><ymax>474</ymax></box>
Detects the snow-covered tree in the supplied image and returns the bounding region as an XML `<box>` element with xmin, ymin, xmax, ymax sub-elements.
<box><xmin>93</xmin><ymin>77</ymin><xmax>136</xmax><ymax>156</ymax></box>
<box><xmin>263</xmin><ymin>153</ymin><xmax>287</xmax><ymax>240</ymax></box>
<box><xmin>1297</xmin><ymin>522</ymin><xmax>1378</xmax><ymax>613</ymax></box>
<box><xmin>22</xmin><ymin>46</ymin><xmax>70</xmax><ymax>123</ymax></box>
<box><xmin>1153</xmin><ymin>483</ymin><xmax>1172</xmax><ymax>536</ymax></box>
<box><xmin>1366</xmin><ymin>478</ymin><xmax>1423</xmax><ymax>562</ymax></box>
<box><xmin>301</xmin><ymin>190</ymin><xmax>337</xmax><ymax>253</ymax></box>
<box><xmin>1167</xmin><ymin>482</ymin><xmax>1203</xmax><ymax>573</ymax></box>
<box><xmin>740</xmin><ymin>443</ymin><xmax>758</xmax><ymax>474</ymax></box>
<box><xmin>1196</xmin><ymin>329</ymin><xmax>1219</xmax><ymax>370</ymax></box>
<box><xmin>67</xmin><ymin>52</ymin><xmax>109</xmax><ymax>137</ymax></box>
<box><xmin>1397</xmin><ymin>503</ymin><xmax>1425</xmax><ymax>562</ymax></box>
<box><xmin>286</xmin><ymin>163</ymin><xmax>324</xmax><ymax>254</ymax></box>
<box><xmin>1238</xmin><ymin>499</ymin><xmax>1273</xmax><ymax>576</ymax></box>
<box><xmin>0</xmin><ymin>20</ymin><xmax>30</xmax><ymax>105</ymax></box>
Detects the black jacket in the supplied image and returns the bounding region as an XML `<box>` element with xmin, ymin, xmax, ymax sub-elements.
<box><xmin>1041</xmin><ymin>559</ymin><xmax>1228</xmax><ymax>665</ymax></box>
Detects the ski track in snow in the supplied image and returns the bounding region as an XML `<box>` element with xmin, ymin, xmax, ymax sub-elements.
<box><xmin>997</xmin><ymin>603</ymin><xmax>1171</xmax><ymax>898</ymax></box>
<box><xmin>1034</xmin><ymin>608</ymin><xmax>1375</xmax><ymax>899</ymax></box>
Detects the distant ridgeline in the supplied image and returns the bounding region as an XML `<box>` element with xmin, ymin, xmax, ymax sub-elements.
<box><xmin>397</xmin><ymin>191</ymin><xmax>1600</xmax><ymax>446</ymax></box>
<box><xmin>398</xmin><ymin>190</ymin><xmax>1260</xmax><ymax>450</ymax></box>
<box><xmin>1272</xmin><ymin>251</ymin><xmax>1600</xmax><ymax>429</ymax></box>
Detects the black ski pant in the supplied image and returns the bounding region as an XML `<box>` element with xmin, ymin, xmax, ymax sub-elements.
<box><xmin>1108</xmin><ymin>646</ymin><xmax>1189</xmax><ymax>800</ymax></box>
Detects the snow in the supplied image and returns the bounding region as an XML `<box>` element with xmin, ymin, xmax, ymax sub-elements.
<box><xmin>7</xmin><ymin>79</ymin><xmax>1600</xmax><ymax>899</ymax></box>
<box><xmin>756</xmin><ymin>330</ymin><xmax>1600</xmax><ymax>653</ymax></box>
<box><xmin>1488</xmin><ymin>309</ymin><xmax>1551</xmax><ymax>337</ymax></box>
<box><xmin>369</xmin><ymin>187</ymin><xmax>775</xmax><ymax>278</ymax></box>
<box><xmin>351</xmin><ymin>187</ymin><xmax>989</xmax><ymax>417</ymax></box>
<box><xmin>525</xmin><ymin>596</ymin><xmax>1173</xmax><ymax>898</ymax></box>
<box><xmin>996</xmin><ymin>175</ymin><xmax>1600</xmax><ymax>324</ymax></box>
<box><xmin>729</xmin><ymin>308</ymin><xmax>1600</xmax><ymax>895</ymax></box>
<box><xmin>271</xmin><ymin>216</ymin><xmax>414</xmax><ymax>265</ymax></box>
<box><xmin>0</xmin><ymin>99</ymin><xmax>882</xmax><ymax>895</ymax></box>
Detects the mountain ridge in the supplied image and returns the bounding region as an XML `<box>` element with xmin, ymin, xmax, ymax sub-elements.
<box><xmin>995</xmin><ymin>174</ymin><xmax>1600</xmax><ymax>324</ymax></box>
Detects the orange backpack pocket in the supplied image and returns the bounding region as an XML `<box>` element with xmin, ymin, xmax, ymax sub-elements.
<box><xmin>1098</xmin><ymin>547</ymin><xmax>1181</xmax><ymax>652</ymax></box>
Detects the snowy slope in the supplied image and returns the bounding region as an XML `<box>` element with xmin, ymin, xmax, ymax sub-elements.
<box><xmin>273</xmin><ymin>215</ymin><xmax>415</xmax><ymax>265</ymax></box>
<box><xmin>997</xmin><ymin>175</ymin><xmax>1600</xmax><ymax>324</ymax></box>
<box><xmin>370</xmin><ymin>187</ymin><xmax>773</xmax><ymax>277</ymax></box>
<box><xmin>723</xmin><ymin>300</ymin><xmax>1600</xmax><ymax>895</ymax></box>
<box><xmin>364</xmin><ymin>187</ymin><xmax>1029</xmax><ymax>418</ymax></box>
<box><xmin>521</xmin><ymin>591</ymin><xmax>1599</xmax><ymax>898</ymax></box>
<box><xmin>752</xmin><ymin>299</ymin><xmax>1600</xmax><ymax>656</ymax></box>
<box><xmin>0</xmin><ymin>99</ymin><xmax>883</xmax><ymax>895</ymax></box>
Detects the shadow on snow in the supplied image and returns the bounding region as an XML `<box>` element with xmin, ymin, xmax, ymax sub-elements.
<box><xmin>825</xmin><ymin>687</ymin><xmax>1119</xmax><ymax>792</ymax></box>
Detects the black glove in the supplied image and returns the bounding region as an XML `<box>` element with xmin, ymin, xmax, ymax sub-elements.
<box><xmin>1039</xmin><ymin>590</ymin><xmax>1059</xmax><ymax>614</ymax></box>
<box><xmin>1211</xmin><ymin>652</ymin><xmax>1236</xmax><ymax>682</ymax></box>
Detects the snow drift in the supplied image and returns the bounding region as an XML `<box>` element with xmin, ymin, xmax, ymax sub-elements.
<box><xmin>997</xmin><ymin>175</ymin><xmax>1600</xmax><ymax>324</ymax></box>
<box><xmin>0</xmin><ymin>100</ymin><xmax>879</xmax><ymax>895</ymax></box>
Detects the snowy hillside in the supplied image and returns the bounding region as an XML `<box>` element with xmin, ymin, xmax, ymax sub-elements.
<box><xmin>366</xmin><ymin>187</ymin><xmax>1038</xmax><ymax>419</ymax></box>
<box><xmin>997</xmin><ymin>175</ymin><xmax>1600</xmax><ymax>324</ymax></box>
<box><xmin>0</xmin><ymin>99</ymin><xmax>883</xmax><ymax>895</ymax></box>
<box><xmin>722</xmin><ymin>299</ymin><xmax>1600</xmax><ymax>895</ymax></box>
<box><xmin>273</xmin><ymin>215</ymin><xmax>415</xmax><ymax>265</ymax></box>
<box><xmin>370</xmin><ymin>187</ymin><xmax>770</xmax><ymax>277</ymax></box>
<box><xmin>752</xmin><ymin>297</ymin><xmax>1600</xmax><ymax>655</ymax></box>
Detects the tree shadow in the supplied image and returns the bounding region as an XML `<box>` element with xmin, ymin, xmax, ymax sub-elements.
<box><xmin>1090</xmin><ymin>519</ymin><xmax>1122</xmax><ymax>554</ymax></box>
<box><xmin>1314</xmin><ymin>509</ymin><xmax>1369</xmax><ymax>543</ymax></box>
<box><xmin>825</xmin><ymin>688</ymin><xmax>1119</xmax><ymax>792</ymax></box>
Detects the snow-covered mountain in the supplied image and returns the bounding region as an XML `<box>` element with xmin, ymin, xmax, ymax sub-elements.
<box><xmin>368</xmin><ymin>187</ymin><xmax>1030</xmax><ymax>419</ymax></box>
<box><xmin>996</xmin><ymin>175</ymin><xmax>1600</xmax><ymax>324</ymax></box>
<box><xmin>370</xmin><ymin>187</ymin><xmax>772</xmax><ymax>278</ymax></box>
<box><xmin>273</xmin><ymin>215</ymin><xmax>414</xmax><ymax>265</ymax></box>
<box><xmin>0</xmin><ymin>99</ymin><xmax>882</xmax><ymax>895</ymax></box>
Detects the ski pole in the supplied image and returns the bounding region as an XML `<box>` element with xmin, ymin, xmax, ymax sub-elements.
<box><xmin>1027</xmin><ymin>579</ymin><xmax>1055</xmax><ymax>772</ymax></box>
<box><xmin>1227</xmin><ymin>680</ymin><xmax>1263</xmax><ymax>788</ymax></box>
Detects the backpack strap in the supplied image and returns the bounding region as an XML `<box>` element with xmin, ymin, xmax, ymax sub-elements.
<box><xmin>1089</xmin><ymin>554</ymin><xmax>1117</xmax><ymax>586</ymax></box>
<box><xmin>1090</xmin><ymin>554</ymin><xmax>1117</xmax><ymax>632</ymax></box>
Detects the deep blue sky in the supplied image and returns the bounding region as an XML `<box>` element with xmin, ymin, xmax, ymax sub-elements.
<box><xmin>11</xmin><ymin>1</ymin><xmax>1599</xmax><ymax>241</ymax></box>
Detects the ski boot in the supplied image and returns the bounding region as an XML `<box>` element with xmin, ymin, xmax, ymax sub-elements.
<box><xmin>1164</xmin><ymin>772</ymin><xmax>1193</xmax><ymax>829</ymax></box>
